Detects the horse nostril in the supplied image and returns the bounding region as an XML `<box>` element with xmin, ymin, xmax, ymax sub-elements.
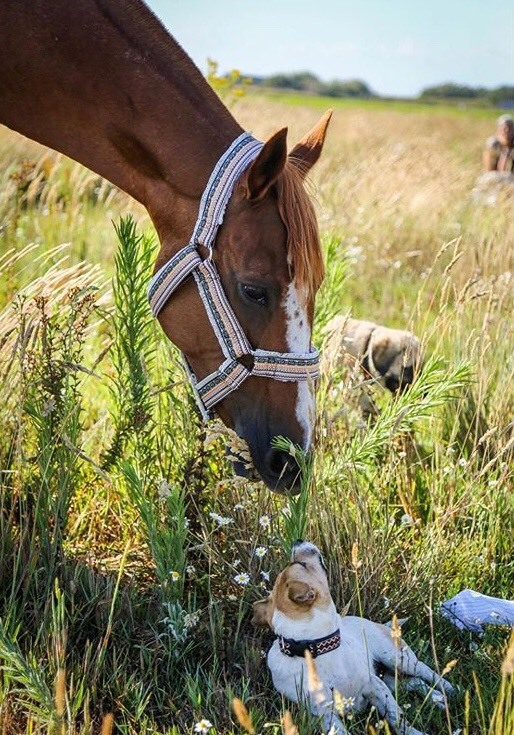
<box><xmin>265</xmin><ymin>447</ymin><xmax>300</xmax><ymax>481</ymax></box>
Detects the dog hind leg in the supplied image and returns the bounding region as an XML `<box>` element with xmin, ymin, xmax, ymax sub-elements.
<box><xmin>381</xmin><ymin>672</ymin><xmax>446</xmax><ymax>710</ymax></box>
<box><xmin>379</xmin><ymin>645</ymin><xmax>455</xmax><ymax>697</ymax></box>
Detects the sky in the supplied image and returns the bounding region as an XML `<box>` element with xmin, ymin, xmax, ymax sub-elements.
<box><xmin>146</xmin><ymin>0</ymin><xmax>513</xmax><ymax>98</ymax></box>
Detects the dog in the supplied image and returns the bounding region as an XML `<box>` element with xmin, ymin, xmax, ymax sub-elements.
<box><xmin>252</xmin><ymin>541</ymin><xmax>454</xmax><ymax>735</ymax></box>
<box><xmin>324</xmin><ymin>316</ymin><xmax>422</xmax><ymax>393</ymax></box>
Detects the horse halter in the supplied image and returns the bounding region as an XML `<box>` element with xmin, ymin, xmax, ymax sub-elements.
<box><xmin>148</xmin><ymin>132</ymin><xmax>320</xmax><ymax>421</ymax></box>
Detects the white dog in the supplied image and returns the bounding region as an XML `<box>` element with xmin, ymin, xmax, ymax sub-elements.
<box><xmin>252</xmin><ymin>541</ymin><xmax>454</xmax><ymax>735</ymax></box>
<box><xmin>325</xmin><ymin>316</ymin><xmax>422</xmax><ymax>393</ymax></box>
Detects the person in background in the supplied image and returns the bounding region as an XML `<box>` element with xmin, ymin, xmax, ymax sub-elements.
<box><xmin>483</xmin><ymin>114</ymin><xmax>514</xmax><ymax>172</ymax></box>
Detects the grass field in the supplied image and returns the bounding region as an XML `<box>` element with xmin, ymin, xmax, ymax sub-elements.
<box><xmin>0</xmin><ymin>93</ymin><xmax>514</xmax><ymax>735</ymax></box>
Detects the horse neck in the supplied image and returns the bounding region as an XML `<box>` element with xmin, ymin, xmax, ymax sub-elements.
<box><xmin>0</xmin><ymin>0</ymin><xmax>242</xmax><ymax>250</ymax></box>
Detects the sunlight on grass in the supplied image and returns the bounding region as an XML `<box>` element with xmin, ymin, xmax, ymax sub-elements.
<box><xmin>0</xmin><ymin>96</ymin><xmax>513</xmax><ymax>734</ymax></box>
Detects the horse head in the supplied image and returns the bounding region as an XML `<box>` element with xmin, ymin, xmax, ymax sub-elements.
<box><xmin>156</xmin><ymin>112</ymin><xmax>331</xmax><ymax>493</ymax></box>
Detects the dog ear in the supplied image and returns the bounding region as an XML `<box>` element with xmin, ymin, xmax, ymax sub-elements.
<box><xmin>252</xmin><ymin>598</ymin><xmax>272</xmax><ymax>627</ymax></box>
<box><xmin>287</xmin><ymin>580</ymin><xmax>316</xmax><ymax>605</ymax></box>
<box><xmin>370</xmin><ymin>333</ymin><xmax>397</xmax><ymax>378</ymax></box>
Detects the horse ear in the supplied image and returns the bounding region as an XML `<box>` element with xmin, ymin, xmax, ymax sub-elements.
<box><xmin>246</xmin><ymin>127</ymin><xmax>288</xmax><ymax>200</ymax></box>
<box><xmin>289</xmin><ymin>109</ymin><xmax>333</xmax><ymax>177</ymax></box>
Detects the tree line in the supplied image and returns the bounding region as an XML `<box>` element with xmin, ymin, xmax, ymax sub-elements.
<box><xmin>250</xmin><ymin>72</ymin><xmax>514</xmax><ymax>104</ymax></box>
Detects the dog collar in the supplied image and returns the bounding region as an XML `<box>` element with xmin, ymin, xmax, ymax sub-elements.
<box><xmin>278</xmin><ymin>628</ymin><xmax>341</xmax><ymax>658</ymax></box>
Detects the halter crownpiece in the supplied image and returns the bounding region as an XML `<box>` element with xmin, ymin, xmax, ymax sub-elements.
<box><xmin>148</xmin><ymin>132</ymin><xmax>320</xmax><ymax>421</ymax></box>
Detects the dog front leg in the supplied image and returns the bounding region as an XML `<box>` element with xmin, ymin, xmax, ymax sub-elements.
<box><xmin>305</xmin><ymin>688</ymin><xmax>350</xmax><ymax>735</ymax></box>
<box><xmin>363</xmin><ymin>675</ymin><xmax>429</xmax><ymax>735</ymax></box>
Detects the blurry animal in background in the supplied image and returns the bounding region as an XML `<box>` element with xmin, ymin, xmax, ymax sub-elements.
<box><xmin>473</xmin><ymin>114</ymin><xmax>514</xmax><ymax>205</ymax></box>
<box><xmin>252</xmin><ymin>541</ymin><xmax>454</xmax><ymax>735</ymax></box>
<box><xmin>324</xmin><ymin>316</ymin><xmax>423</xmax><ymax>394</ymax></box>
<box><xmin>483</xmin><ymin>114</ymin><xmax>514</xmax><ymax>173</ymax></box>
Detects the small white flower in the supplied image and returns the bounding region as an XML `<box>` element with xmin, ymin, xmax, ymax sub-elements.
<box><xmin>233</xmin><ymin>558</ymin><xmax>241</xmax><ymax>568</ymax></box>
<box><xmin>281</xmin><ymin>506</ymin><xmax>292</xmax><ymax>519</ymax></box>
<box><xmin>184</xmin><ymin>611</ymin><xmax>200</xmax><ymax>629</ymax></box>
<box><xmin>397</xmin><ymin>451</ymin><xmax>407</xmax><ymax>459</ymax></box>
<box><xmin>442</xmin><ymin>465</ymin><xmax>452</xmax><ymax>475</ymax></box>
<box><xmin>340</xmin><ymin>696</ymin><xmax>355</xmax><ymax>712</ymax></box>
<box><xmin>400</xmin><ymin>513</ymin><xmax>413</xmax><ymax>526</ymax></box>
<box><xmin>233</xmin><ymin>503</ymin><xmax>245</xmax><ymax>511</ymax></box>
<box><xmin>254</xmin><ymin>546</ymin><xmax>267</xmax><ymax>559</ymax></box>
<box><xmin>488</xmin><ymin>479</ymin><xmax>499</xmax><ymax>488</ymax></box>
<box><xmin>169</xmin><ymin>571</ymin><xmax>180</xmax><ymax>582</ymax></box>
<box><xmin>458</xmin><ymin>457</ymin><xmax>468</xmax><ymax>468</ymax></box>
<box><xmin>446</xmin><ymin>446</ymin><xmax>455</xmax><ymax>455</ymax></box>
<box><xmin>259</xmin><ymin>515</ymin><xmax>271</xmax><ymax>529</ymax></box>
<box><xmin>194</xmin><ymin>719</ymin><xmax>213</xmax><ymax>734</ymax></box>
<box><xmin>261</xmin><ymin>571</ymin><xmax>270</xmax><ymax>582</ymax></box>
<box><xmin>208</xmin><ymin>512</ymin><xmax>233</xmax><ymax>526</ymax></box>
<box><xmin>186</xmin><ymin>565</ymin><xmax>196</xmax><ymax>578</ymax></box>
<box><xmin>157</xmin><ymin>479</ymin><xmax>172</xmax><ymax>500</ymax></box>
<box><xmin>41</xmin><ymin>397</ymin><xmax>57</xmax><ymax>417</ymax></box>
<box><xmin>234</xmin><ymin>572</ymin><xmax>250</xmax><ymax>586</ymax></box>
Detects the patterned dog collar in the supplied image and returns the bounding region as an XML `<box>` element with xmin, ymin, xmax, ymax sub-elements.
<box><xmin>278</xmin><ymin>628</ymin><xmax>341</xmax><ymax>658</ymax></box>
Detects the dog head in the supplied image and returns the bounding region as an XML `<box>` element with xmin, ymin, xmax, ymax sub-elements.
<box><xmin>252</xmin><ymin>541</ymin><xmax>332</xmax><ymax>629</ymax></box>
<box><xmin>368</xmin><ymin>327</ymin><xmax>422</xmax><ymax>393</ymax></box>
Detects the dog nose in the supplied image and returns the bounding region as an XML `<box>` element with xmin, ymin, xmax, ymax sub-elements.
<box><xmin>264</xmin><ymin>447</ymin><xmax>302</xmax><ymax>491</ymax></box>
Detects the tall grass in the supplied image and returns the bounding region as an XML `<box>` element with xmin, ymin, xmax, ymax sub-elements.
<box><xmin>0</xmin><ymin>98</ymin><xmax>513</xmax><ymax>734</ymax></box>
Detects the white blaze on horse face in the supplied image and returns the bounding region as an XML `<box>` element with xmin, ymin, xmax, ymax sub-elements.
<box><xmin>283</xmin><ymin>282</ymin><xmax>315</xmax><ymax>449</ymax></box>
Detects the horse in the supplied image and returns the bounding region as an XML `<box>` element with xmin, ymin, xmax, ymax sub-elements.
<box><xmin>0</xmin><ymin>0</ymin><xmax>331</xmax><ymax>493</ymax></box>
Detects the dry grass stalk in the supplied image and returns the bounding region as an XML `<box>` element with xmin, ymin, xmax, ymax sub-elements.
<box><xmin>501</xmin><ymin>633</ymin><xmax>514</xmax><ymax>677</ymax></box>
<box><xmin>100</xmin><ymin>713</ymin><xmax>114</xmax><ymax>735</ymax></box>
<box><xmin>232</xmin><ymin>698</ymin><xmax>255</xmax><ymax>735</ymax></box>
<box><xmin>281</xmin><ymin>710</ymin><xmax>298</xmax><ymax>735</ymax></box>
<box><xmin>54</xmin><ymin>667</ymin><xmax>66</xmax><ymax>717</ymax></box>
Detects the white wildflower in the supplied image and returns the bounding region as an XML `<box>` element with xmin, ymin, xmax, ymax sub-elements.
<box><xmin>169</xmin><ymin>571</ymin><xmax>180</xmax><ymax>582</ymax></box>
<box><xmin>261</xmin><ymin>571</ymin><xmax>270</xmax><ymax>582</ymax></box>
<box><xmin>254</xmin><ymin>547</ymin><xmax>267</xmax><ymax>559</ymax></box>
<box><xmin>194</xmin><ymin>719</ymin><xmax>213</xmax><ymax>734</ymax></box>
<box><xmin>458</xmin><ymin>457</ymin><xmax>468</xmax><ymax>468</ymax></box>
<box><xmin>186</xmin><ymin>565</ymin><xmax>196</xmax><ymax>578</ymax></box>
<box><xmin>234</xmin><ymin>572</ymin><xmax>250</xmax><ymax>586</ymax></box>
<box><xmin>184</xmin><ymin>611</ymin><xmax>200</xmax><ymax>629</ymax></box>
<box><xmin>400</xmin><ymin>513</ymin><xmax>413</xmax><ymax>526</ymax></box>
<box><xmin>233</xmin><ymin>503</ymin><xmax>245</xmax><ymax>511</ymax></box>
<box><xmin>41</xmin><ymin>397</ymin><xmax>56</xmax><ymax>417</ymax></box>
<box><xmin>208</xmin><ymin>512</ymin><xmax>233</xmax><ymax>526</ymax></box>
<box><xmin>157</xmin><ymin>479</ymin><xmax>172</xmax><ymax>500</ymax></box>
<box><xmin>259</xmin><ymin>515</ymin><xmax>271</xmax><ymax>529</ymax></box>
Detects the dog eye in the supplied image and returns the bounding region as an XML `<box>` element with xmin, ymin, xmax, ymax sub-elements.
<box><xmin>240</xmin><ymin>283</ymin><xmax>268</xmax><ymax>306</ymax></box>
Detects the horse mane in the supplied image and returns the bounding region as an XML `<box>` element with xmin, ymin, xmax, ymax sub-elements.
<box><xmin>277</xmin><ymin>162</ymin><xmax>325</xmax><ymax>299</ymax></box>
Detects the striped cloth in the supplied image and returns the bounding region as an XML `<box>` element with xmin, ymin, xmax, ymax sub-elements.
<box><xmin>440</xmin><ymin>589</ymin><xmax>514</xmax><ymax>634</ymax></box>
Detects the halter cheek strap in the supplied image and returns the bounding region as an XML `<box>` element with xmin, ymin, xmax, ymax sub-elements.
<box><xmin>148</xmin><ymin>132</ymin><xmax>320</xmax><ymax>421</ymax></box>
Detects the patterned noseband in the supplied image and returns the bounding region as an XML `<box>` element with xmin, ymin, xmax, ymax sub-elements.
<box><xmin>147</xmin><ymin>132</ymin><xmax>320</xmax><ymax>421</ymax></box>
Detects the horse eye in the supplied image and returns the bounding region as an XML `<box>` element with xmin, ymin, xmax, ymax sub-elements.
<box><xmin>241</xmin><ymin>283</ymin><xmax>268</xmax><ymax>306</ymax></box>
